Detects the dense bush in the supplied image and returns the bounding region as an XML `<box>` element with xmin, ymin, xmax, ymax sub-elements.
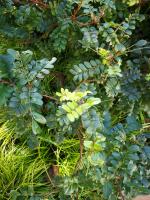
<box><xmin>0</xmin><ymin>0</ymin><xmax>150</xmax><ymax>199</ymax></box>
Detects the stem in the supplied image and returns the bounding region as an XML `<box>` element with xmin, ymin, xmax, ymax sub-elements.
<box><xmin>29</xmin><ymin>0</ymin><xmax>49</xmax><ymax>9</ymax></box>
<box><xmin>43</xmin><ymin>94</ymin><xmax>58</xmax><ymax>102</ymax></box>
<box><xmin>119</xmin><ymin>189</ymin><xmax>125</xmax><ymax>200</ymax></box>
<box><xmin>71</xmin><ymin>0</ymin><xmax>83</xmax><ymax>22</ymax></box>
<box><xmin>74</xmin><ymin>0</ymin><xmax>83</xmax><ymax>17</ymax></box>
<box><xmin>120</xmin><ymin>46</ymin><xmax>150</xmax><ymax>56</ymax></box>
<box><xmin>0</xmin><ymin>79</ymin><xmax>14</xmax><ymax>86</ymax></box>
<box><xmin>75</xmin><ymin>128</ymin><xmax>84</xmax><ymax>171</ymax></box>
<box><xmin>38</xmin><ymin>145</ymin><xmax>55</xmax><ymax>187</ymax></box>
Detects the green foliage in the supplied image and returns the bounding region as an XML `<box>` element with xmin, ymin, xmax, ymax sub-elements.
<box><xmin>70</xmin><ymin>59</ymin><xmax>105</xmax><ymax>82</ymax></box>
<box><xmin>57</xmin><ymin>88</ymin><xmax>100</xmax><ymax>123</ymax></box>
<box><xmin>123</xmin><ymin>0</ymin><xmax>139</xmax><ymax>6</ymax></box>
<box><xmin>0</xmin><ymin>0</ymin><xmax>150</xmax><ymax>199</ymax></box>
<box><xmin>0</xmin><ymin>49</ymin><xmax>56</xmax><ymax>138</ymax></box>
<box><xmin>0</xmin><ymin>122</ymin><xmax>52</xmax><ymax>200</ymax></box>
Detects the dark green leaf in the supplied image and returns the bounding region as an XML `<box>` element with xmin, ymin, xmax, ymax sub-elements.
<box><xmin>32</xmin><ymin>119</ymin><xmax>41</xmax><ymax>135</ymax></box>
<box><xmin>103</xmin><ymin>182</ymin><xmax>113</xmax><ymax>199</ymax></box>
<box><xmin>32</xmin><ymin>111</ymin><xmax>46</xmax><ymax>124</ymax></box>
<box><xmin>135</xmin><ymin>40</ymin><xmax>147</xmax><ymax>47</ymax></box>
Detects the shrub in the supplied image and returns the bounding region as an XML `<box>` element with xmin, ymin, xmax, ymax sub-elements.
<box><xmin>0</xmin><ymin>0</ymin><xmax>150</xmax><ymax>199</ymax></box>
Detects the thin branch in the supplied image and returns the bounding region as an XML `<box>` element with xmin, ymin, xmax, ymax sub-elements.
<box><xmin>43</xmin><ymin>94</ymin><xmax>58</xmax><ymax>102</ymax></box>
<box><xmin>119</xmin><ymin>190</ymin><xmax>125</xmax><ymax>200</ymax></box>
<box><xmin>29</xmin><ymin>0</ymin><xmax>49</xmax><ymax>9</ymax></box>
<box><xmin>0</xmin><ymin>80</ymin><xmax>58</xmax><ymax>102</ymax></box>
<box><xmin>0</xmin><ymin>80</ymin><xmax>14</xmax><ymax>86</ymax></box>
<box><xmin>75</xmin><ymin>128</ymin><xmax>84</xmax><ymax>172</ymax></box>
<box><xmin>71</xmin><ymin>0</ymin><xmax>83</xmax><ymax>21</ymax></box>
<box><xmin>78</xmin><ymin>131</ymin><xmax>84</xmax><ymax>162</ymax></box>
<box><xmin>117</xmin><ymin>184</ymin><xmax>125</xmax><ymax>200</ymax></box>
<box><xmin>74</xmin><ymin>0</ymin><xmax>83</xmax><ymax>17</ymax></box>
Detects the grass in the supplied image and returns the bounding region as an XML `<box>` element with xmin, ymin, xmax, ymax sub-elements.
<box><xmin>0</xmin><ymin>122</ymin><xmax>52</xmax><ymax>199</ymax></box>
<box><xmin>0</xmin><ymin>120</ymin><xmax>80</xmax><ymax>199</ymax></box>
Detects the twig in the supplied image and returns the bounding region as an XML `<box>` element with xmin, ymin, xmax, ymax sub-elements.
<box><xmin>0</xmin><ymin>80</ymin><xmax>14</xmax><ymax>86</ymax></box>
<box><xmin>0</xmin><ymin>80</ymin><xmax>58</xmax><ymax>102</ymax></box>
<box><xmin>71</xmin><ymin>0</ymin><xmax>83</xmax><ymax>22</ymax></box>
<box><xmin>78</xmin><ymin>132</ymin><xmax>84</xmax><ymax>162</ymax></box>
<box><xmin>43</xmin><ymin>94</ymin><xmax>58</xmax><ymax>102</ymax></box>
<box><xmin>120</xmin><ymin>190</ymin><xmax>125</xmax><ymax>200</ymax></box>
<box><xmin>29</xmin><ymin>0</ymin><xmax>49</xmax><ymax>9</ymax></box>
<box><xmin>75</xmin><ymin>128</ymin><xmax>84</xmax><ymax>170</ymax></box>
<box><xmin>117</xmin><ymin>185</ymin><xmax>125</xmax><ymax>200</ymax></box>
